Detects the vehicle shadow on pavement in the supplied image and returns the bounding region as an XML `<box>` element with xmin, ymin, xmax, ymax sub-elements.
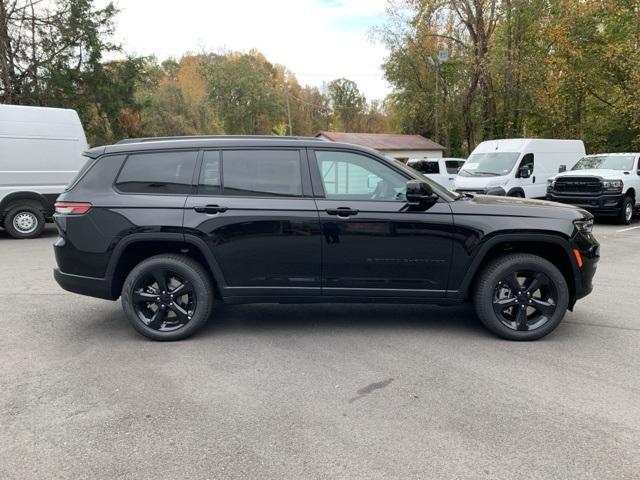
<box><xmin>73</xmin><ymin>302</ymin><xmax>490</xmax><ymax>343</ymax></box>
<box><xmin>196</xmin><ymin>303</ymin><xmax>486</xmax><ymax>338</ymax></box>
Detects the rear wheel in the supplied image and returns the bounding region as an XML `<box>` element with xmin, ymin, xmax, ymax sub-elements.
<box><xmin>3</xmin><ymin>202</ymin><xmax>46</xmax><ymax>239</ymax></box>
<box><xmin>617</xmin><ymin>196</ymin><xmax>634</xmax><ymax>225</ymax></box>
<box><xmin>473</xmin><ymin>254</ymin><xmax>569</xmax><ymax>340</ymax></box>
<box><xmin>121</xmin><ymin>254</ymin><xmax>214</xmax><ymax>341</ymax></box>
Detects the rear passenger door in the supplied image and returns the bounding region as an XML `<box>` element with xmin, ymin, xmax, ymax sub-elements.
<box><xmin>183</xmin><ymin>148</ymin><xmax>322</xmax><ymax>299</ymax></box>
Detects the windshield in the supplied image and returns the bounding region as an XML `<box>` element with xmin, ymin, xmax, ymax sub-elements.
<box><xmin>459</xmin><ymin>152</ymin><xmax>520</xmax><ymax>177</ymax></box>
<box><xmin>572</xmin><ymin>155</ymin><xmax>635</xmax><ymax>171</ymax></box>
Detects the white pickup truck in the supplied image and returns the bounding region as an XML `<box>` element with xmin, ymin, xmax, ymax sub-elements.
<box><xmin>546</xmin><ymin>153</ymin><xmax>640</xmax><ymax>224</ymax></box>
<box><xmin>406</xmin><ymin>157</ymin><xmax>466</xmax><ymax>190</ymax></box>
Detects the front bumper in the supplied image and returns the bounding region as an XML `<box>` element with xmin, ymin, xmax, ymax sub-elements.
<box><xmin>570</xmin><ymin>231</ymin><xmax>600</xmax><ymax>304</ymax></box>
<box><xmin>547</xmin><ymin>192</ymin><xmax>624</xmax><ymax>215</ymax></box>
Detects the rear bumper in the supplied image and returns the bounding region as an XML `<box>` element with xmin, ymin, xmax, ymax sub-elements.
<box><xmin>547</xmin><ymin>192</ymin><xmax>624</xmax><ymax>215</ymax></box>
<box><xmin>53</xmin><ymin>268</ymin><xmax>115</xmax><ymax>300</ymax></box>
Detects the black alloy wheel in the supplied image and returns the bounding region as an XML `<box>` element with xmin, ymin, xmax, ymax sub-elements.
<box><xmin>474</xmin><ymin>253</ymin><xmax>569</xmax><ymax>340</ymax></box>
<box><xmin>121</xmin><ymin>254</ymin><xmax>214</xmax><ymax>341</ymax></box>
<box><xmin>132</xmin><ymin>269</ymin><xmax>196</xmax><ymax>332</ymax></box>
<box><xmin>492</xmin><ymin>270</ymin><xmax>557</xmax><ymax>332</ymax></box>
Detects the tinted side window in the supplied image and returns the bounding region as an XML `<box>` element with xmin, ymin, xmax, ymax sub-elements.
<box><xmin>410</xmin><ymin>161</ymin><xmax>439</xmax><ymax>174</ymax></box>
<box><xmin>222</xmin><ymin>150</ymin><xmax>302</xmax><ymax>197</ymax></box>
<box><xmin>445</xmin><ymin>161</ymin><xmax>462</xmax><ymax>174</ymax></box>
<box><xmin>518</xmin><ymin>153</ymin><xmax>534</xmax><ymax>177</ymax></box>
<box><xmin>198</xmin><ymin>150</ymin><xmax>221</xmax><ymax>195</ymax></box>
<box><xmin>116</xmin><ymin>151</ymin><xmax>198</xmax><ymax>194</ymax></box>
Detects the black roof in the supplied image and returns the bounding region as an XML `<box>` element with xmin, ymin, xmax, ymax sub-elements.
<box><xmin>84</xmin><ymin>135</ymin><xmax>376</xmax><ymax>159</ymax></box>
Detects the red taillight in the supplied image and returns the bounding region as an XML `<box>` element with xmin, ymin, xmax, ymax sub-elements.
<box><xmin>54</xmin><ymin>202</ymin><xmax>92</xmax><ymax>215</ymax></box>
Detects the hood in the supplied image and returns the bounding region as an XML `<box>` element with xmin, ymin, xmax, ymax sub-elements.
<box><xmin>553</xmin><ymin>169</ymin><xmax>625</xmax><ymax>180</ymax></box>
<box><xmin>454</xmin><ymin>174</ymin><xmax>509</xmax><ymax>189</ymax></box>
<box><xmin>458</xmin><ymin>194</ymin><xmax>592</xmax><ymax>221</ymax></box>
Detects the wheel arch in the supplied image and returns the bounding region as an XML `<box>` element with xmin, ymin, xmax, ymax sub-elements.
<box><xmin>0</xmin><ymin>191</ymin><xmax>51</xmax><ymax>218</ymax></box>
<box><xmin>106</xmin><ymin>233</ymin><xmax>227</xmax><ymax>299</ymax></box>
<box><xmin>506</xmin><ymin>187</ymin><xmax>525</xmax><ymax>198</ymax></box>
<box><xmin>625</xmin><ymin>187</ymin><xmax>635</xmax><ymax>200</ymax></box>
<box><xmin>455</xmin><ymin>233</ymin><xmax>578</xmax><ymax>308</ymax></box>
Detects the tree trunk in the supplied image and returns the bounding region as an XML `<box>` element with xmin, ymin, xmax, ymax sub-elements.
<box><xmin>0</xmin><ymin>0</ymin><xmax>16</xmax><ymax>103</ymax></box>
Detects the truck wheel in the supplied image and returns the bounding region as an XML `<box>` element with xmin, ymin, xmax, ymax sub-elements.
<box><xmin>617</xmin><ymin>196</ymin><xmax>634</xmax><ymax>225</ymax></box>
<box><xmin>473</xmin><ymin>254</ymin><xmax>569</xmax><ymax>341</ymax></box>
<box><xmin>3</xmin><ymin>203</ymin><xmax>46</xmax><ymax>239</ymax></box>
<box><xmin>121</xmin><ymin>254</ymin><xmax>214</xmax><ymax>341</ymax></box>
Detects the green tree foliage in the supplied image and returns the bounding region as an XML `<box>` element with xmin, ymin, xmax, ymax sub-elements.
<box><xmin>379</xmin><ymin>0</ymin><xmax>640</xmax><ymax>154</ymax></box>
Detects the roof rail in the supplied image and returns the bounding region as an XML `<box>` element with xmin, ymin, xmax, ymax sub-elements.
<box><xmin>115</xmin><ymin>135</ymin><xmax>324</xmax><ymax>145</ymax></box>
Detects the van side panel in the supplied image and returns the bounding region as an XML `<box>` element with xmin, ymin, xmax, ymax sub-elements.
<box><xmin>0</xmin><ymin>105</ymin><xmax>88</xmax><ymax>206</ymax></box>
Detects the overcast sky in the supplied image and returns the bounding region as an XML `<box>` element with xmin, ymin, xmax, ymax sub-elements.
<box><xmin>104</xmin><ymin>0</ymin><xmax>392</xmax><ymax>100</ymax></box>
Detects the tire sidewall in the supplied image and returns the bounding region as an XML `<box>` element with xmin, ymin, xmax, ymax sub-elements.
<box><xmin>3</xmin><ymin>204</ymin><xmax>46</xmax><ymax>239</ymax></box>
<box><xmin>474</xmin><ymin>255</ymin><xmax>569</xmax><ymax>341</ymax></box>
<box><xmin>619</xmin><ymin>197</ymin><xmax>633</xmax><ymax>225</ymax></box>
<box><xmin>121</xmin><ymin>255</ymin><xmax>213</xmax><ymax>341</ymax></box>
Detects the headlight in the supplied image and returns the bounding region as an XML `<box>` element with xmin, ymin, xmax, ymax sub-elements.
<box><xmin>603</xmin><ymin>180</ymin><xmax>623</xmax><ymax>191</ymax></box>
<box><xmin>574</xmin><ymin>218</ymin><xmax>594</xmax><ymax>234</ymax></box>
<box><xmin>547</xmin><ymin>178</ymin><xmax>556</xmax><ymax>190</ymax></box>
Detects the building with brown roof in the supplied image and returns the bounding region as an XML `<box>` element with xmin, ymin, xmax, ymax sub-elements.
<box><xmin>315</xmin><ymin>131</ymin><xmax>445</xmax><ymax>161</ymax></box>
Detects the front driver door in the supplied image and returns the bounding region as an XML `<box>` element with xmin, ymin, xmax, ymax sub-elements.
<box><xmin>310</xmin><ymin>148</ymin><xmax>454</xmax><ymax>298</ymax></box>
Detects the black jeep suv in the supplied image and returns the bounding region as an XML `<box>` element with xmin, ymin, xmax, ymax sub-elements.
<box><xmin>53</xmin><ymin>136</ymin><xmax>599</xmax><ymax>341</ymax></box>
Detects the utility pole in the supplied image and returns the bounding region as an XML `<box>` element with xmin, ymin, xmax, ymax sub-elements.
<box><xmin>430</xmin><ymin>49</ymin><xmax>449</xmax><ymax>144</ymax></box>
<box><xmin>285</xmin><ymin>89</ymin><xmax>293</xmax><ymax>136</ymax></box>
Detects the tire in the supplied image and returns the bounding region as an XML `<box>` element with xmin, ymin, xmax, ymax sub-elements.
<box><xmin>2</xmin><ymin>202</ymin><xmax>46</xmax><ymax>239</ymax></box>
<box><xmin>617</xmin><ymin>196</ymin><xmax>634</xmax><ymax>225</ymax></box>
<box><xmin>473</xmin><ymin>253</ymin><xmax>569</xmax><ymax>341</ymax></box>
<box><xmin>507</xmin><ymin>190</ymin><xmax>524</xmax><ymax>198</ymax></box>
<box><xmin>121</xmin><ymin>254</ymin><xmax>214</xmax><ymax>341</ymax></box>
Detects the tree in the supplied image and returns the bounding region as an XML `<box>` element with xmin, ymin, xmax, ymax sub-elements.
<box><xmin>204</xmin><ymin>51</ymin><xmax>284</xmax><ymax>134</ymax></box>
<box><xmin>327</xmin><ymin>78</ymin><xmax>366</xmax><ymax>131</ymax></box>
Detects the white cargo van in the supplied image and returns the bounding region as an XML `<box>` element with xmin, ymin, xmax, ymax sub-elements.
<box><xmin>454</xmin><ymin>138</ymin><xmax>585</xmax><ymax>198</ymax></box>
<box><xmin>0</xmin><ymin>105</ymin><xmax>88</xmax><ymax>238</ymax></box>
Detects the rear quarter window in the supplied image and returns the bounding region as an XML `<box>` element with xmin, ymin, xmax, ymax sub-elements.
<box><xmin>115</xmin><ymin>151</ymin><xmax>198</xmax><ymax>194</ymax></box>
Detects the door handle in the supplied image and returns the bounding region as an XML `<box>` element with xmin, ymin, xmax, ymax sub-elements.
<box><xmin>325</xmin><ymin>207</ymin><xmax>359</xmax><ymax>217</ymax></box>
<box><xmin>532</xmin><ymin>176</ymin><xmax>536</xmax><ymax>183</ymax></box>
<box><xmin>194</xmin><ymin>204</ymin><xmax>228</xmax><ymax>214</ymax></box>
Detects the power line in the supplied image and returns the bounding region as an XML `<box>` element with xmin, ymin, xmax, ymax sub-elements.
<box><xmin>294</xmin><ymin>72</ymin><xmax>383</xmax><ymax>78</ymax></box>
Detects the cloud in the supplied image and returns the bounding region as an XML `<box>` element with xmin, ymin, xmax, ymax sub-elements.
<box><xmin>104</xmin><ymin>0</ymin><xmax>391</xmax><ymax>99</ymax></box>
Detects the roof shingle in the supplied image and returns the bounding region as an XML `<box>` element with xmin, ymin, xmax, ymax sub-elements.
<box><xmin>315</xmin><ymin>131</ymin><xmax>444</xmax><ymax>151</ymax></box>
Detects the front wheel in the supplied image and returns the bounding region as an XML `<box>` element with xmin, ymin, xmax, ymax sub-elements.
<box><xmin>617</xmin><ymin>196</ymin><xmax>634</xmax><ymax>225</ymax></box>
<box><xmin>121</xmin><ymin>254</ymin><xmax>214</xmax><ymax>341</ymax></box>
<box><xmin>473</xmin><ymin>254</ymin><xmax>569</xmax><ymax>341</ymax></box>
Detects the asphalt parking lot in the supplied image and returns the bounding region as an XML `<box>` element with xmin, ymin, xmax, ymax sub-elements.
<box><xmin>1</xmin><ymin>220</ymin><xmax>639</xmax><ymax>480</ymax></box>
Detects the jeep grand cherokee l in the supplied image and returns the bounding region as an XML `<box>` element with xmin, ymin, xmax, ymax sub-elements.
<box><xmin>53</xmin><ymin>136</ymin><xmax>599</xmax><ymax>341</ymax></box>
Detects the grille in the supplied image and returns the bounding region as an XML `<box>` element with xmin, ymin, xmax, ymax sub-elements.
<box><xmin>554</xmin><ymin>177</ymin><xmax>602</xmax><ymax>194</ymax></box>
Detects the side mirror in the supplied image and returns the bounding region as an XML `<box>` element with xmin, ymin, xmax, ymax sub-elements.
<box><xmin>558</xmin><ymin>165</ymin><xmax>567</xmax><ymax>173</ymax></box>
<box><xmin>519</xmin><ymin>166</ymin><xmax>531</xmax><ymax>179</ymax></box>
<box><xmin>406</xmin><ymin>180</ymin><xmax>437</xmax><ymax>208</ymax></box>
